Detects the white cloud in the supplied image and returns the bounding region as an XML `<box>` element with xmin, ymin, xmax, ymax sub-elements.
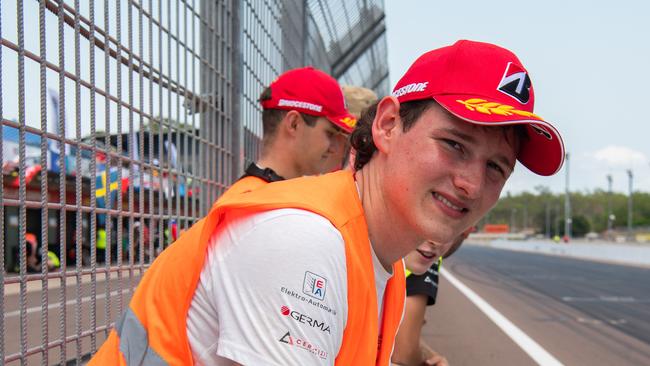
<box><xmin>593</xmin><ymin>146</ymin><xmax>648</xmax><ymax>167</ymax></box>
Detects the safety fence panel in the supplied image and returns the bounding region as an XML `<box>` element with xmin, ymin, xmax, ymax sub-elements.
<box><xmin>307</xmin><ymin>0</ymin><xmax>390</xmax><ymax>95</ymax></box>
<box><xmin>0</xmin><ymin>0</ymin><xmax>237</xmax><ymax>364</ymax></box>
<box><xmin>240</xmin><ymin>0</ymin><xmax>309</xmax><ymax>166</ymax></box>
<box><xmin>1</xmin><ymin>0</ymin><xmax>388</xmax><ymax>364</ymax></box>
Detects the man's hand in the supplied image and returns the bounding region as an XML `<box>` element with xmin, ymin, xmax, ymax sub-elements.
<box><xmin>422</xmin><ymin>352</ymin><xmax>448</xmax><ymax>366</ymax></box>
<box><xmin>421</xmin><ymin>342</ymin><xmax>449</xmax><ymax>366</ymax></box>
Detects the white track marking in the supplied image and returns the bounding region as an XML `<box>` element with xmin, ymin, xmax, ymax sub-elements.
<box><xmin>441</xmin><ymin>267</ymin><xmax>564</xmax><ymax>366</ymax></box>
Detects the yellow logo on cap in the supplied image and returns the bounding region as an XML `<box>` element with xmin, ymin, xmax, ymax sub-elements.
<box><xmin>340</xmin><ymin>116</ymin><xmax>357</xmax><ymax>128</ymax></box>
<box><xmin>456</xmin><ymin>99</ymin><xmax>541</xmax><ymax>119</ymax></box>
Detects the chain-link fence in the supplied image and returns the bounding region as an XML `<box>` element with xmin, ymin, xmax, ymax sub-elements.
<box><xmin>1</xmin><ymin>0</ymin><xmax>388</xmax><ymax>364</ymax></box>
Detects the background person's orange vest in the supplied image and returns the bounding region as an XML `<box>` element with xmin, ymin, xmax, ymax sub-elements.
<box><xmin>89</xmin><ymin>171</ymin><xmax>405</xmax><ymax>365</ymax></box>
<box><xmin>216</xmin><ymin>174</ymin><xmax>268</xmax><ymax>202</ymax></box>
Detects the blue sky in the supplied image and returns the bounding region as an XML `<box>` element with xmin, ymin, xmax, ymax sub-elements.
<box><xmin>385</xmin><ymin>0</ymin><xmax>650</xmax><ymax>195</ymax></box>
<box><xmin>2</xmin><ymin>1</ymin><xmax>648</xmax><ymax>195</ymax></box>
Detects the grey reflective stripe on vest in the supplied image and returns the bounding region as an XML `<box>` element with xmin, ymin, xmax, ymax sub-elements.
<box><xmin>115</xmin><ymin>308</ymin><xmax>168</xmax><ymax>365</ymax></box>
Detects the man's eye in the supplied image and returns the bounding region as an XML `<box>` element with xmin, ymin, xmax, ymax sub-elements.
<box><xmin>444</xmin><ymin>139</ymin><xmax>463</xmax><ymax>151</ymax></box>
<box><xmin>488</xmin><ymin>161</ymin><xmax>505</xmax><ymax>176</ymax></box>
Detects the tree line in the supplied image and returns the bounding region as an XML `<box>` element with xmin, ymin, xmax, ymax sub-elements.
<box><xmin>481</xmin><ymin>187</ymin><xmax>650</xmax><ymax>237</ymax></box>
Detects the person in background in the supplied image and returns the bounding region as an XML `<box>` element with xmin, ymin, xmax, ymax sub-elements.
<box><xmin>14</xmin><ymin>233</ymin><xmax>60</xmax><ymax>272</ymax></box>
<box><xmin>392</xmin><ymin>229</ymin><xmax>471</xmax><ymax>366</ymax></box>
<box><xmin>323</xmin><ymin>85</ymin><xmax>378</xmax><ymax>173</ymax></box>
<box><xmin>221</xmin><ymin>66</ymin><xmax>356</xmax><ymax>198</ymax></box>
<box><xmin>24</xmin><ymin>233</ymin><xmax>40</xmax><ymax>273</ymax></box>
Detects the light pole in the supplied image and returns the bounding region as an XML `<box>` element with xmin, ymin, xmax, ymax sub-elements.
<box><xmin>545</xmin><ymin>202</ymin><xmax>551</xmax><ymax>238</ymax></box>
<box><xmin>523</xmin><ymin>202</ymin><xmax>528</xmax><ymax>231</ymax></box>
<box><xmin>627</xmin><ymin>169</ymin><xmax>633</xmax><ymax>241</ymax></box>
<box><xmin>564</xmin><ymin>153</ymin><xmax>572</xmax><ymax>240</ymax></box>
<box><xmin>607</xmin><ymin>174</ymin><xmax>614</xmax><ymax>239</ymax></box>
<box><xmin>510</xmin><ymin>207</ymin><xmax>517</xmax><ymax>233</ymax></box>
<box><xmin>554</xmin><ymin>205</ymin><xmax>560</xmax><ymax>237</ymax></box>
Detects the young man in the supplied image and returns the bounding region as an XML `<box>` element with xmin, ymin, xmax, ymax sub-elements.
<box><xmin>90</xmin><ymin>40</ymin><xmax>564</xmax><ymax>365</ymax></box>
<box><xmin>225</xmin><ymin>66</ymin><xmax>356</xmax><ymax>196</ymax></box>
<box><xmin>342</xmin><ymin>88</ymin><xmax>457</xmax><ymax>366</ymax></box>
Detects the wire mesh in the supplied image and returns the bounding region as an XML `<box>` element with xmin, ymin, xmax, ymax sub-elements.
<box><xmin>307</xmin><ymin>0</ymin><xmax>389</xmax><ymax>96</ymax></box>
<box><xmin>1</xmin><ymin>0</ymin><xmax>388</xmax><ymax>363</ymax></box>
<box><xmin>1</xmin><ymin>0</ymin><xmax>236</xmax><ymax>363</ymax></box>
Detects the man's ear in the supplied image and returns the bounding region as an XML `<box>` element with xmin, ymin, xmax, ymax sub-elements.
<box><xmin>372</xmin><ymin>96</ymin><xmax>401</xmax><ymax>154</ymax></box>
<box><xmin>281</xmin><ymin>110</ymin><xmax>302</xmax><ymax>137</ymax></box>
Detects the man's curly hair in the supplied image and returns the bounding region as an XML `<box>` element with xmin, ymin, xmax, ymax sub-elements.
<box><xmin>350</xmin><ymin>99</ymin><xmax>437</xmax><ymax>171</ymax></box>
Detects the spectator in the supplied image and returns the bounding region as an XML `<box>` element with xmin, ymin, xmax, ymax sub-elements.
<box><xmin>220</xmin><ymin>66</ymin><xmax>356</xmax><ymax>199</ymax></box>
<box><xmin>392</xmin><ymin>230</ymin><xmax>471</xmax><ymax>366</ymax></box>
<box><xmin>323</xmin><ymin>85</ymin><xmax>378</xmax><ymax>172</ymax></box>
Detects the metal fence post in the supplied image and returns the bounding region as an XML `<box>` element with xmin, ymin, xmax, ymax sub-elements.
<box><xmin>231</xmin><ymin>0</ymin><xmax>244</xmax><ymax>182</ymax></box>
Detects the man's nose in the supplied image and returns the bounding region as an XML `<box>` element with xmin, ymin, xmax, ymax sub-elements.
<box><xmin>452</xmin><ymin>162</ymin><xmax>484</xmax><ymax>200</ymax></box>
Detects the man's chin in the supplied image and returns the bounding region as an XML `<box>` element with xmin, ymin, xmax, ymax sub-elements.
<box><xmin>409</xmin><ymin>269</ymin><xmax>426</xmax><ymax>276</ymax></box>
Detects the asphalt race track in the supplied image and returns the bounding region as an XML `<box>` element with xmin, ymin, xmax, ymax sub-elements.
<box><xmin>5</xmin><ymin>243</ymin><xmax>650</xmax><ymax>365</ymax></box>
<box><xmin>423</xmin><ymin>244</ymin><xmax>650</xmax><ymax>366</ymax></box>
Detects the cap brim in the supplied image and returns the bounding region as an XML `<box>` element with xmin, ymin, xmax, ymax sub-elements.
<box><xmin>327</xmin><ymin>112</ymin><xmax>358</xmax><ymax>134</ymax></box>
<box><xmin>433</xmin><ymin>94</ymin><xmax>565</xmax><ymax>176</ymax></box>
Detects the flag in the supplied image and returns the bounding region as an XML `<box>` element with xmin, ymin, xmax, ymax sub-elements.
<box><xmin>46</xmin><ymin>89</ymin><xmax>73</xmax><ymax>173</ymax></box>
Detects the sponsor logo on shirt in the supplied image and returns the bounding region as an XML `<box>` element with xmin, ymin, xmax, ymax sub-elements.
<box><xmin>280</xmin><ymin>305</ymin><xmax>331</xmax><ymax>334</ymax></box>
<box><xmin>303</xmin><ymin>271</ymin><xmax>327</xmax><ymax>300</ymax></box>
<box><xmin>425</xmin><ymin>266</ymin><xmax>438</xmax><ymax>287</ymax></box>
<box><xmin>280</xmin><ymin>286</ymin><xmax>337</xmax><ymax>316</ymax></box>
<box><xmin>279</xmin><ymin>331</ymin><xmax>328</xmax><ymax>360</ymax></box>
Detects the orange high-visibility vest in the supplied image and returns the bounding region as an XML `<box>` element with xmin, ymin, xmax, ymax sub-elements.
<box><xmin>216</xmin><ymin>175</ymin><xmax>269</xmax><ymax>202</ymax></box>
<box><xmin>89</xmin><ymin>170</ymin><xmax>406</xmax><ymax>365</ymax></box>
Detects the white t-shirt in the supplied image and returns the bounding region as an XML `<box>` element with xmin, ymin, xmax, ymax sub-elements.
<box><xmin>186</xmin><ymin>208</ymin><xmax>393</xmax><ymax>365</ymax></box>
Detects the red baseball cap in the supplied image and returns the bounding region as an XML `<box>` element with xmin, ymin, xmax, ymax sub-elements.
<box><xmin>392</xmin><ymin>40</ymin><xmax>565</xmax><ymax>176</ymax></box>
<box><xmin>260</xmin><ymin>67</ymin><xmax>357</xmax><ymax>133</ymax></box>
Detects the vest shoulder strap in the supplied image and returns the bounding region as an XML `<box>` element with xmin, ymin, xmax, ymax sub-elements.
<box><xmin>216</xmin><ymin>170</ymin><xmax>363</xmax><ymax>229</ymax></box>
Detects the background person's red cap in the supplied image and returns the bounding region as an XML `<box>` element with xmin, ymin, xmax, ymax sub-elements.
<box><xmin>392</xmin><ymin>40</ymin><xmax>565</xmax><ymax>176</ymax></box>
<box><xmin>260</xmin><ymin>67</ymin><xmax>357</xmax><ymax>133</ymax></box>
